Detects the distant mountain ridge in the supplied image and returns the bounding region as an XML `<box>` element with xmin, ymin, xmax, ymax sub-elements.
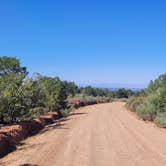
<box><xmin>78</xmin><ymin>83</ymin><xmax>144</xmax><ymax>91</ymax></box>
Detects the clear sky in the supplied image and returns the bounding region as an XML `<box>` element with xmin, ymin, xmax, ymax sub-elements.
<box><xmin>0</xmin><ymin>0</ymin><xmax>166</xmax><ymax>88</ymax></box>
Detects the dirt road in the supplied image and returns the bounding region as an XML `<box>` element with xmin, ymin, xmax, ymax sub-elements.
<box><xmin>1</xmin><ymin>102</ymin><xmax>166</xmax><ymax>166</ymax></box>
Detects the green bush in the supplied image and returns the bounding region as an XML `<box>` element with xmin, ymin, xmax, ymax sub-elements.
<box><xmin>126</xmin><ymin>74</ymin><xmax>166</xmax><ymax>128</ymax></box>
<box><xmin>154</xmin><ymin>112</ymin><xmax>166</xmax><ymax>128</ymax></box>
<box><xmin>68</xmin><ymin>95</ymin><xmax>110</xmax><ymax>107</ymax></box>
<box><xmin>0</xmin><ymin>57</ymin><xmax>70</xmax><ymax>124</ymax></box>
<box><xmin>60</xmin><ymin>108</ymin><xmax>72</xmax><ymax>117</ymax></box>
<box><xmin>126</xmin><ymin>96</ymin><xmax>145</xmax><ymax>112</ymax></box>
<box><xmin>136</xmin><ymin>102</ymin><xmax>156</xmax><ymax>121</ymax></box>
<box><xmin>0</xmin><ymin>56</ymin><xmax>141</xmax><ymax>125</ymax></box>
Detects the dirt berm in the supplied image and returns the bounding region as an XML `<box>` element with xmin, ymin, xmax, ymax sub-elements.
<box><xmin>0</xmin><ymin>112</ymin><xmax>58</xmax><ymax>157</ymax></box>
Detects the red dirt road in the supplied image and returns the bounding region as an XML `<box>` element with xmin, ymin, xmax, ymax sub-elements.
<box><xmin>1</xmin><ymin>102</ymin><xmax>166</xmax><ymax>166</ymax></box>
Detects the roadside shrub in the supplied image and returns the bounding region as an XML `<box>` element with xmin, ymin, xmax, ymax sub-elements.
<box><xmin>136</xmin><ymin>93</ymin><xmax>162</xmax><ymax>121</ymax></box>
<box><xmin>117</xmin><ymin>98</ymin><xmax>128</xmax><ymax>102</ymax></box>
<box><xmin>154</xmin><ymin>112</ymin><xmax>166</xmax><ymax>128</ymax></box>
<box><xmin>155</xmin><ymin>88</ymin><xmax>166</xmax><ymax>112</ymax></box>
<box><xmin>136</xmin><ymin>102</ymin><xmax>156</xmax><ymax>121</ymax></box>
<box><xmin>68</xmin><ymin>95</ymin><xmax>110</xmax><ymax>108</ymax></box>
<box><xmin>126</xmin><ymin>96</ymin><xmax>145</xmax><ymax>112</ymax></box>
<box><xmin>126</xmin><ymin>74</ymin><xmax>166</xmax><ymax>128</ymax></box>
<box><xmin>21</xmin><ymin>107</ymin><xmax>47</xmax><ymax>121</ymax></box>
<box><xmin>60</xmin><ymin>108</ymin><xmax>72</xmax><ymax>117</ymax></box>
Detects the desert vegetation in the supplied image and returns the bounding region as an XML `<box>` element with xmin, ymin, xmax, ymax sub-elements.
<box><xmin>126</xmin><ymin>74</ymin><xmax>166</xmax><ymax>127</ymax></box>
<box><xmin>0</xmin><ymin>56</ymin><xmax>134</xmax><ymax>126</ymax></box>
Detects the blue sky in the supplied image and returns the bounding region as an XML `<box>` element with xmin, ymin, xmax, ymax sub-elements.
<box><xmin>0</xmin><ymin>0</ymin><xmax>166</xmax><ymax>88</ymax></box>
